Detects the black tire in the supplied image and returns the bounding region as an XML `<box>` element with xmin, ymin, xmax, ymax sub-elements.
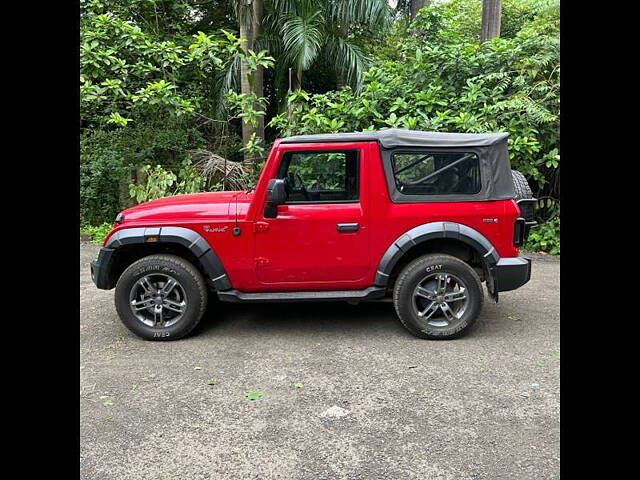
<box><xmin>511</xmin><ymin>170</ymin><xmax>533</xmax><ymax>200</ymax></box>
<box><xmin>114</xmin><ymin>254</ymin><xmax>208</xmax><ymax>341</ymax></box>
<box><xmin>393</xmin><ymin>254</ymin><xmax>484</xmax><ymax>340</ymax></box>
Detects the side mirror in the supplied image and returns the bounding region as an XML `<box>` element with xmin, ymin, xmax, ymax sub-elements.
<box><xmin>264</xmin><ymin>178</ymin><xmax>287</xmax><ymax>218</ymax></box>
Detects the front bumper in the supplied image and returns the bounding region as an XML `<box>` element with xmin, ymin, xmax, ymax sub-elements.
<box><xmin>493</xmin><ymin>256</ymin><xmax>532</xmax><ymax>292</ymax></box>
<box><xmin>90</xmin><ymin>247</ymin><xmax>116</xmax><ymax>290</ymax></box>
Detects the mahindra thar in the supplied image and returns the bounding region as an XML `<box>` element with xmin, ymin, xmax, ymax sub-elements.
<box><xmin>91</xmin><ymin>129</ymin><xmax>536</xmax><ymax>341</ymax></box>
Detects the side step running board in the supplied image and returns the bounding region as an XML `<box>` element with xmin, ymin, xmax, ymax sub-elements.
<box><xmin>217</xmin><ymin>286</ymin><xmax>386</xmax><ymax>303</ymax></box>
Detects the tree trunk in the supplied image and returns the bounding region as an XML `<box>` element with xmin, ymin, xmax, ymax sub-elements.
<box><xmin>239</xmin><ymin>0</ymin><xmax>264</xmax><ymax>161</ymax></box>
<box><xmin>336</xmin><ymin>16</ymin><xmax>349</xmax><ymax>89</ymax></box>
<box><xmin>251</xmin><ymin>0</ymin><xmax>264</xmax><ymax>145</ymax></box>
<box><xmin>410</xmin><ymin>0</ymin><xmax>427</xmax><ymax>21</ymax></box>
<box><xmin>480</xmin><ymin>0</ymin><xmax>501</xmax><ymax>42</ymax></box>
<box><xmin>291</xmin><ymin>68</ymin><xmax>301</xmax><ymax>91</ymax></box>
<box><xmin>239</xmin><ymin>12</ymin><xmax>254</xmax><ymax>160</ymax></box>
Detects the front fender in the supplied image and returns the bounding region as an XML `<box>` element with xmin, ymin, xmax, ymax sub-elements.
<box><xmin>103</xmin><ymin>226</ymin><xmax>231</xmax><ymax>290</ymax></box>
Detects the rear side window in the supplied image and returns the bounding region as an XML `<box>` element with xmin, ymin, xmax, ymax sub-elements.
<box><xmin>391</xmin><ymin>152</ymin><xmax>481</xmax><ymax>195</ymax></box>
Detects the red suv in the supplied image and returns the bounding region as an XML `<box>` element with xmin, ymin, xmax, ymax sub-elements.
<box><xmin>91</xmin><ymin>129</ymin><xmax>535</xmax><ymax>341</ymax></box>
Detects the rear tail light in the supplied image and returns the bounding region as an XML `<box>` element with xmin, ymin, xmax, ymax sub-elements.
<box><xmin>516</xmin><ymin>199</ymin><xmax>536</xmax><ymax>222</ymax></box>
<box><xmin>513</xmin><ymin>218</ymin><xmax>526</xmax><ymax>247</ymax></box>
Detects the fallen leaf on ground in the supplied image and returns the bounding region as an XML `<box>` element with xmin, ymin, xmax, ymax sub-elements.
<box><xmin>245</xmin><ymin>391</ymin><xmax>263</xmax><ymax>401</ymax></box>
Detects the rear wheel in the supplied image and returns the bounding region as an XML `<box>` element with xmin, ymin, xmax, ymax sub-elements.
<box><xmin>393</xmin><ymin>254</ymin><xmax>484</xmax><ymax>339</ymax></box>
<box><xmin>114</xmin><ymin>254</ymin><xmax>208</xmax><ymax>341</ymax></box>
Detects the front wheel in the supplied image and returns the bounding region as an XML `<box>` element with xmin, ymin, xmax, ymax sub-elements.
<box><xmin>114</xmin><ymin>254</ymin><xmax>208</xmax><ymax>341</ymax></box>
<box><xmin>393</xmin><ymin>254</ymin><xmax>484</xmax><ymax>339</ymax></box>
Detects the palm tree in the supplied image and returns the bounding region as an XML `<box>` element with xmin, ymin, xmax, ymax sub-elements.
<box><xmin>215</xmin><ymin>0</ymin><xmax>392</xmax><ymax>158</ymax></box>
<box><xmin>261</xmin><ymin>0</ymin><xmax>392</xmax><ymax>94</ymax></box>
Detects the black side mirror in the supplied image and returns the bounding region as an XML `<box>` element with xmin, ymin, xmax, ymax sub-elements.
<box><xmin>264</xmin><ymin>178</ymin><xmax>287</xmax><ymax>218</ymax></box>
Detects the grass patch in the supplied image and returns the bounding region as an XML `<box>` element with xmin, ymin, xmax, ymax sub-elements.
<box><xmin>80</xmin><ymin>223</ymin><xmax>112</xmax><ymax>244</ymax></box>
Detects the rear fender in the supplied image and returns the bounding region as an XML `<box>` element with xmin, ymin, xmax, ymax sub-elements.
<box><xmin>374</xmin><ymin>221</ymin><xmax>500</xmax><ymax>301</ymax></box>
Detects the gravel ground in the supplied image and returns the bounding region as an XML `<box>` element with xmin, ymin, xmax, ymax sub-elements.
<box><xmin>80</xmin><ymin>243</ymin><xmax>559</xmax><ymax>480</ymax></box>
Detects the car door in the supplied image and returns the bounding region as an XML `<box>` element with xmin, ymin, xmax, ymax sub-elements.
<box><xmin>254</xmin><ymin>144</ymin><xmax>370</xmax><ymax>288</ymax></box>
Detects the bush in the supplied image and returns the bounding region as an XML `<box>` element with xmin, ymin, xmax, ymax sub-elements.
<box><xmin>80</xmin><ymin>114</ymin><xmax>209</xmax><ymax>225</ymax></box>
<box><xmin>129</xmin><ymin>160</ymin><xmax>206</xmax><ymax>203</ymax></box>
<box><xmin>524</xmin><ymin>216</ymin><xmax>560</xmax><ymax>254</ymax></box>
<box><xmin>80</xmin><ymin>222</ymin><xmax>112</xmax><ymax>244</ymax></box>
<box><xmin>80</xmin><ymin>131</ymin><xmax>128</xmax><ymax>226</ymax></box>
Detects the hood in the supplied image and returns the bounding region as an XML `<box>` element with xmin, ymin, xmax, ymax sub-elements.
<box><xmin>121</xmin><ymin>191</ymin><xmax>250</xmax><ymax>223</ymax></box>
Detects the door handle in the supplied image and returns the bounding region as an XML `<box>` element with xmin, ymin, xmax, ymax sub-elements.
<box><xmin>336</xmin><ymin>223</ymin><xmax>359</xmax><ymax>233</ymax></box>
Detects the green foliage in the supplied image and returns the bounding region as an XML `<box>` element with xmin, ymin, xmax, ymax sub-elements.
<box><xmin>440</xmin><ymin>0</ymin><xmax>552</xmax><ymax>42</ymax></box>
<box><xmin>129</xmin><ymin>160</ymin><xmax>206</xmax><ymax>204</ymax></box>
<box><xmin>80</xmin><ymin>0</ymin><xmax>243</xmax><ymax>126</ymax></box>
<box><xmin>129</xmin><ymin>164</ymin><xmax>178</xmax><ymax>203</ymax></box>
<box><xmin>243</xmin><ymin>49</ymin><xmax>276</xmax><ymax>87</ymax></box>
<box><xmin>262</xmin><ymin>0</ymin><xmax>392</xmax><ymax>94</ymax></box>
<box><xmin>80</xmin><ymin>222</ymin><xmax>113</xmax><ymax>244</ymax></box>
<box><xmin>80</xmin><ymin>130</ymin><xmax>128</xmax><ymax>226</ymax></box>
<box><xmin>524</xmin><ymin>216</ymin><xmax>560</xmax><ymax>254</ymax></box>
<box><xmin>239</xmin><ymin>132</ymin><xmax>266</xmax><ymax>158</ymax></box>
<box><xmin>80</xmin><ymin>115</ymin><xmax>207</xmax><ymax>225</ymax></box>
<box><xmin>270</xmin><ymin>3</ymin><xmax>559</xmax><ymax>201</ymax></box>
<box><xmin>288</xmin><ymin>152</ymin><xmax>346</xmax><ymax>190</ymax></box>
<box><xmin>225</xmin><ymin>90</ymin><xmax>267</xmax><ymax>127</ymax></box>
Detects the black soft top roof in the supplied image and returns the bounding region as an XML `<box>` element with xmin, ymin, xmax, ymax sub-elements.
<box><xmin>280</xmin><ymin>128</ymin><xmax>509</xmax><ymax>149</ymax></box>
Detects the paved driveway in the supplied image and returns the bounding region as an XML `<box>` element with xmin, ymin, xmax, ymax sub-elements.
<box><xmin>80</xmin><ymin>243</ymin><xmax>559</xmax><ymax>480</ymax></box>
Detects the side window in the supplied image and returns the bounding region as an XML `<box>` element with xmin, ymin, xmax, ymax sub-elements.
<box><xmin>391</xmin><ymin>151</ymin><xmax>481</xmax><ymax>195</ymax></box>
<box><xmin>277</xmin><ymin>150</ymin><xmax>359</xmax><ymax>203</ymax></box>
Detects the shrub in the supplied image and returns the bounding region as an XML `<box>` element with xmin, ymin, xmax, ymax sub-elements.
<box><xmin>524</xmin><ymin>216</ymin><xmax>560</xmax><ymax>254</ymax></box>
<box><xmin>80</xmin><ymin>222</ymin><xmax>113</xmax><ymax>244</ymax></box>
<box><xmin>80</xmin><ymin>131</ymin><xmax>128</xmax><ymax>226</ymax></box>
<box><xmin>129</xmin><ymin>160</ymin><xmax>206</xmax><ymax>204</ymax></box>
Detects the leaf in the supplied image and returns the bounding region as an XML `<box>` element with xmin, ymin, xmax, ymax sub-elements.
<box><xmin>245</xmin><ymin>390</ymin><xmax>263</xmax><ymax>401</ymax></box>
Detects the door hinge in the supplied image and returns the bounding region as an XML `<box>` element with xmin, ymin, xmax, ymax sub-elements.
<box><xmin>255</xmin><ymin>257</ymin><xmax>270</xmax><ymax>266</ymax></box>
<box><xmin>255</xmin><ymin>221</ymin><xmax>270</xmax><ymax>233</ymax></box>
